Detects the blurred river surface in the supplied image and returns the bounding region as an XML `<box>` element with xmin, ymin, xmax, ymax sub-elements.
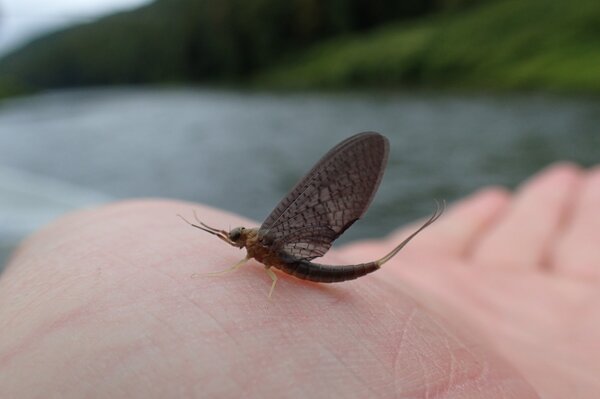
<box><xmin>1</xmin><ymin>88</ymin><xmax>599</xmax><ymax>270</ymax></box>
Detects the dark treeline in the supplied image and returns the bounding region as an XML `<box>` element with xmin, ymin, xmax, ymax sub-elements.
<box><xmin>0</xmin><ymin>0</ymin><xmax>485</xmax><ymax>92</ymax></box>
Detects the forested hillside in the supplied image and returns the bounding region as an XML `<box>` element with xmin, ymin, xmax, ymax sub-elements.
<box><xmin>1</xmin><ymin>0</ymin><xmax>598</xmax><ymax>96</ymax></box>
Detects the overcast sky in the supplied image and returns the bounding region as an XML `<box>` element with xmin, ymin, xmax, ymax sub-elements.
<box><xmin>0</xmin><ymin>0</ymin><xmax>152</xmax><ymax>55</ymax></box>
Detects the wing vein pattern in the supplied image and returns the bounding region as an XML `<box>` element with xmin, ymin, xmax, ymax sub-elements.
<box><xmin>258</xmin><ymin>132</ymin><xmax>389</xmax><ymax>260</ymax></box>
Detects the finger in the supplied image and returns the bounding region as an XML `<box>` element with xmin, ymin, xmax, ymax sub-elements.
<box><xmin>472</xmin><ymin>163</ymin><xmax>582</xmax><ymax>270</ymax></box>
<box><xmin>553</xmin><ymin>166</ymin><xmax>600</xmax><ymax>278</ymax></box>
<box><xmin>382</xmin><ymin>187</ymin><xmax>510</xmax><ymax>258</ymax></box>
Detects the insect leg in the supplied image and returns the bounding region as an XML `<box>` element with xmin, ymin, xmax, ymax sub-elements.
<box><xmin>265</xmin><ymin>267</ymin><xmax>278</xmax><ymax>299</ymax></box>
<box><xmin>192</xmin><ymin>256</ymin><xmax>249</xmax><ymax>278</ymax></box>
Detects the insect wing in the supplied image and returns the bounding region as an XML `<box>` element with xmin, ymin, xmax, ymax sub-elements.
<box><xmin>258</xmin><ymin>132</ymin><xmax>389</xmax><ymax>260</ymax></box>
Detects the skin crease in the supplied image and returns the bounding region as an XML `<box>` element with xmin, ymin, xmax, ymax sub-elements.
<box><xmin>0</xmin><ymin>163</ymin><xmax>597</xmax><ymax>398</ymax></box>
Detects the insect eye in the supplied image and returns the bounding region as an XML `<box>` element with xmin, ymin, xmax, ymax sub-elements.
<box><xmin>229</xmin><ymin>228</ymin><xmax>242</xmax><ymax>241</ymax></box>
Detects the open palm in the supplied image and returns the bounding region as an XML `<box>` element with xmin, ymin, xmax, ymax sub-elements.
<box><xmin>338</xmin><ymin>163</ymin><xmax>600</xmax><ymax>398</ymax></box>
<box><xmin>1</xmin><ymin>163</ymin><xmax>596</xmax><ymax>398</ymax></box>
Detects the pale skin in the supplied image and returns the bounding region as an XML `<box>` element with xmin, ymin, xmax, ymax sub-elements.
<box><xmin>0</xmin><ymin>162</ymin><xmax>598</xmax><ymax>398</ymax></box>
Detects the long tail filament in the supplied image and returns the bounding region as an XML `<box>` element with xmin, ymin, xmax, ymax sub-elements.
<box><xmin>376</xmin><ymin>200</ymin><xmax>446</xmax><ymax>267</ymax></box>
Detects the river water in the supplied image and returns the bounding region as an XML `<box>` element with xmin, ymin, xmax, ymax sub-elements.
<box><xmin>0</xmin><ymin>88</ymin><xmax>599</xmax><ymax>269</ymax></box>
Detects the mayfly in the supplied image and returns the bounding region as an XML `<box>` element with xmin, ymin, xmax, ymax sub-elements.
<box><xmin>180</xmin><ymin>132</ymin><xmax>444</xmax><ymax>297</ymax></box>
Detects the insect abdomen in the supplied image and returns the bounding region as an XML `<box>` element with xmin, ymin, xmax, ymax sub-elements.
<box><xmin>277</xmin><ymin>257</ymin><xmax>380</xmax><ymax>283</ymax></box>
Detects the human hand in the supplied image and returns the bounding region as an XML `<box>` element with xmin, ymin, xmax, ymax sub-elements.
<box><xmin>5</xmin><ymin>165</ymin><xmax>590</xmax><ymax>398</ymax></box>
<box><xmin>341</xmin><ymin>163</ymin><xmax>599</xmax><ymax>399</ymax></box>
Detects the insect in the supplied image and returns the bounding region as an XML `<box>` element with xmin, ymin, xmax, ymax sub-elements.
<box><xmin>180</xmin><ymin>132</ymin><xmax>444</xmax><ymax>298</ymax></box>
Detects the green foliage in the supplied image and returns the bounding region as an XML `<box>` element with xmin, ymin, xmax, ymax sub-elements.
<box><xmin>0</xmin><ymin>0</ymin><xmax>438</xmax><ymax>90</ymax></box>
<box><xmin>1</xmin><ymin>0</ymin><xmax>599</xmax><ymax>94</ymax></box>
<box><xmin>259</xmin><ymin>0</ymin><xmax>600</xmax><ymax>92</ymax></box>
<box><xmin>0</xmin><ymin>77</ymin><xmax>31</xmax><ymax>100</ymax></box>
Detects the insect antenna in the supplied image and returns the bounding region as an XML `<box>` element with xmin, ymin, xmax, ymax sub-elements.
<box><xmin>177</xmin><ymin>213</ymin><xmax>232</xmax><ymax>244</ymax></box>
